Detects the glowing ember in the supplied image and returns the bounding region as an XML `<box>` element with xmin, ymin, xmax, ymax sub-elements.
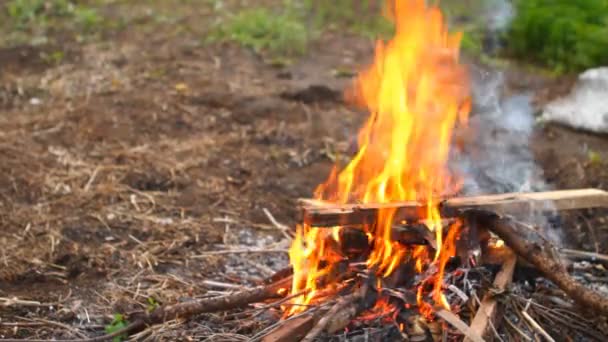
<box><xmin>286</xmin><ymin>0</ymin><xmax>470</xmax><ymax>319</ymax></box>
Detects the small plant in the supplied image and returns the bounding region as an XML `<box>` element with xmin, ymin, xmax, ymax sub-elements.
<box><xmin>105</xmin><ymin>313</ymin><xmax>128</xmax><ymax>342</ymax></box>
<box><xmin>73</xmin><ymin>6</ymin><xmax>102</xmax><ymax>32</ymax></box>
<box><xmin>588</xmin><ymin>150</ymin><xmax>602</xmax><ymax>166</ymax></box>
<box><xmin>146</xmin><ymin>297</ymin><xmax>160</xmax><ymax>312</ymax></box>
<box><xmin>40</xmin><ymin>50</ymin><xmax>64</xmax><ymax>65</ymax></box>
<box><xmin>209</xmin><ymin>7</ymin><xmax>309</xmax><ymax>56</ymax></box>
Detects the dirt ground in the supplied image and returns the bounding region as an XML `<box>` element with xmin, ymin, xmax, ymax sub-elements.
<box><xmin>1</xmin><ymin>1</ymin><xmax>608</xmax><ymax>340</ymax></box>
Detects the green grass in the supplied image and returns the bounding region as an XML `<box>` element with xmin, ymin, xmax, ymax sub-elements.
<box><xmin>208</xmin><ymin>6</ymin><xmax>309</xmax><ymax>56</ymax></box>
<box><xmin>507</xmin><ymin>0</ymin><xmax>608</xmax><ymax>73</ymax></box>
<box><xmin>208</xmin><ymin>0</ymin><xmax>394</xmax><ymax>57</ymax></box>
<box><xmin>304</xmin><ymin>0</ymin><xmax>394</xmax><ymax>38</ymax></box>
<box><xmin>104</xmin><ymin>313</ymin><xmax>128</xmax><ymax>342</ymax></box>
<box><xmin>6</xmin><ymin>0</ymin><xmax>102</xmax><ymax>31</ymax></box>
<box><xmin>1</xmin><ymin>0</ymin><xmax>104</xmax><ymax>46</ymax></box>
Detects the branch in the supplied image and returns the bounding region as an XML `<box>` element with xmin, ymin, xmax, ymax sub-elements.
<box><xmin>463</xmin><ymin>209</ymin><xmax>608</xmax><ymax>317</ymax></box>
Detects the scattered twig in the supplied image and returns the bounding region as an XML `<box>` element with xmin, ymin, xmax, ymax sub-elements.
<box><xmin>83</xmin><ymin>166</ymin><xmax>101</xmax><ymax>192</ymax></box>
<box><xmin>263</xmin><ymin>207</ymin><xmax>293</xmax><ymax>240</ymax></box>
<box><xmin>18</xmin><ymin>317</ymin><xmax>88</xmax><ymax>339</ymax></box>
<box><xmin>191</xmin><ymin>248</ymin><xmax>288</xmax><ymax>257</ymax></box>
<box><xmin>503</xmin><ymin>316</ymin><xmax>533</xmax><ymax>341</ymax></box>
<box><xmin>466</xmin><ymin>251</ymin><xmax>517</xmax><ymax>341</ymax></box>
<box><xmin>436</xmin><ymin>309</ymin><xmax>485</xmax><ymax>342</ymax></box>
<box><xmin>577</xmin><ymin>214</ymin><xmax>600</xmax><ymax>253</ymax></box>
<box><xmin>560</xmin><ymin>248</ymin><xmax>608</xmax><ymax>263</ymax></box>
<box><xmin>202</xmin><ymin>280</ymin><xmax>246</xmax><ymax>290</ymax></box>
<box><xmin>0</xmin><ymin>297</ymin><xmax>47</xmax><ymax>307</ymax></box>
<box><xmin>521</xmin><ymin>310</ymin><xmax>556</xmax><ymax>342</ymax></box>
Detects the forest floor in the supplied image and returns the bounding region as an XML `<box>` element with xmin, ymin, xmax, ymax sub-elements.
<box><xmin>1</xmin><ymin>0</ymin><xmax>608</xmax><ymax>340</ymax></box>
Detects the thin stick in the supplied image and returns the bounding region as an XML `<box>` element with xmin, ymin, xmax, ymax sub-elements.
<box><xmin>436</xmin><ymin>310</ymin><xmax>485</xmax><ymax>342</ymax></box>
<box><xmin>521</xmin><ymin>311</ymin><xmax>556</xmax><ymax>342</ymax></box>
<box><xmin>201</xmin><ymin>280</ymin><xmax>246</xmax><ymax>290</ymax></box>
<box><xmin>503</xmin><ymin>316</ymin><xmax>533</xmax><ymax>342</ymax></box>
<box><xmin>83</xmin><ymin>166</ymin><xmax>101</xmax><ymax>192</ymax></box>
<box><xmin>23</xmin><ymin>318</ymin><xmax>88</xmax><ymax>339</ymax></box>
<box><xmin>263</xmin><ymin>207</ymin><xmax>293</xmax><ymax>240</ymax></box>
<box><xmin>191</xmin><ymin>248</ymin><xmax>288</xmax><ymax>257</ymax></box>
<box><xmin>560</xmin><ymin>248</ymin><xmax>608</xmax><ymax>263</ymax></box>
<box><xmin>0</xmin><ymin>297</ymin><xmax>44</xmax><ymax>307</ymax></box>
<box><xmin>466</xmin><ymin>251</ymin><xmax>517</xmax><ymax>341</ymax></box>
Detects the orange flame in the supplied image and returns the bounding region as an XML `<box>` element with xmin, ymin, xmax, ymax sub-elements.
<box><xmin>287</xmin><ymin>0</ymin><xmax>470</xmax><ymax>317</ymax></box>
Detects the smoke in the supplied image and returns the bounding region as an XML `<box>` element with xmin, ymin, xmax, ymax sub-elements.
<box><xmin>448</xmin><ymin>0</ymin><xmax>562</xmax><ymax>243</ymax></box>
<box><xmin>485</xmin><ymin>0</ymin><xmax>515</xmax><ymax>31</ymax></box>
<box><xmin>453</xmin><ymin>67</ymin><xmax>549</xmax><ymax>195</ymax></box>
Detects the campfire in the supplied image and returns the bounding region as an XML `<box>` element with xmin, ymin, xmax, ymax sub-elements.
<box><xmin>85</xmin><ymin>1</ymin><xmax>608</xmax><ymax>341</ymax></box>
<box><xmin>284</xmin><ymin>0</ymin><xmax>472</xmax><ymax>331</ymax></box>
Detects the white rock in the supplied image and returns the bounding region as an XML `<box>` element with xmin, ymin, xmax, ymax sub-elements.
<box><xmin>541</xmin><ymin>67</ymin><xmax>608</xmax><ymax>133</ymax></box>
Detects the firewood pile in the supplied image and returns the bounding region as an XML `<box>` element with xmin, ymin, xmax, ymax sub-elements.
<box><xmin>77</xmin><ymin>189</ymin><xmax>608</xmax><ymax>342</ymax></box>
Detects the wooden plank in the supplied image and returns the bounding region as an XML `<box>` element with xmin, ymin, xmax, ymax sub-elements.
<box><xmin>300</xmin><ymin>188</ymin><xmax>608</xmax><ymax>227</ymax></box>
<box><xmin>466</xmin><ymin>251</ymin><xmax>517</xmax><ymax>341</ymax></box>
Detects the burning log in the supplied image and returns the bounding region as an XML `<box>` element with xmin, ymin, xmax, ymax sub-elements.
<box><xmin>301</xmin><ymin>285</ymin><xmax>369</xmax><ymax>342</ymax></box>
<box><xmin>339</xmin><ymin>224</ymin><xmax>434</xmax><ymax>251</ymax></box>
<box><xmin>260</xmin><ymin>280</ymin><xmax>374</xmax><ymax>342</ymax></box>
<box><xmin>300</xmin><ymin>188</ymin><xmax>608</xmax><ymax>227</ymax></box>
<box><xmin>463</xmin><ymin>209</ymin><xmax>608</xmax><ymax>318</ymax></box>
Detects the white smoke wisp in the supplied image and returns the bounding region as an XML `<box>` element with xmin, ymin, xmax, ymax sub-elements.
<box><xmin>485</xmin><ymin>0</ymin><xmax>515</xmax><ymax>31</ymax></box>
<box><xmin>454</xmin><ymin>66</ymin><xmax>550</xmax><ymax>196</ymax></box>
<box><xmin>449</xmin><ymin>64</ymin><xmax>564</xmax><ymax>244</ymax></box>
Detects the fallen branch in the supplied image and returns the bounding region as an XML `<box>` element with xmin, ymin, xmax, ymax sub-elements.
<box><xmin>132</xmin><ymin>276</ymin><xmax>290</xmax><ymax>330</ymax></box>
<box><xmin>464</xmin><ymin>209</ymin><xmax>608</xmax><ymax>317</ymax></box>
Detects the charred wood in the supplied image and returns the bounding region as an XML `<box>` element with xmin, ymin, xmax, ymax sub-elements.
<box><xmin>300</xmin><ymin>188</ymin><xmax>608</xmax><ymax>227</ymax></box>
<box><xmin>261</xmin><ymin>315</ymin><xmax>316</xmax><ymax>342</ymax></box>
